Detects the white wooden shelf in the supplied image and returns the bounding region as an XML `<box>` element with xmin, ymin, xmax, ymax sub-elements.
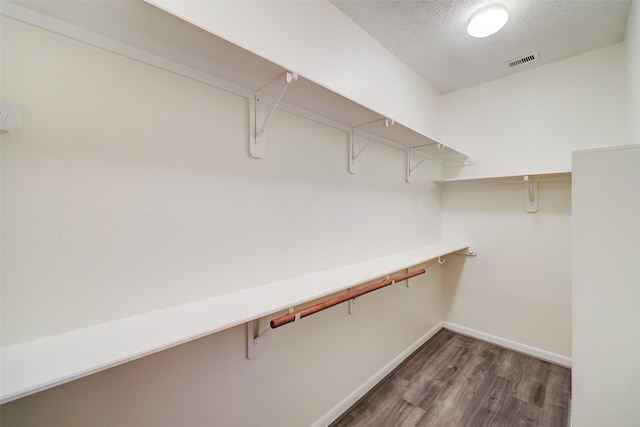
<box><xmin>0</xmin><ymin>242</ymin><xmax>470</xmax><ymax>404</ymax></box>
<box><xmin>435</xmin><ymin>171</ymin><xmax>572</xmax><ymax>185</ymax></box>
<box><xmin>2</xmin><ymin>1</ymin><xmax>472</xmax><ymax>173</ymax></box>
<box><xmin>436</xmin><ymin>171</ymin><xmax>571</xmax><ymax>212</ymax></box>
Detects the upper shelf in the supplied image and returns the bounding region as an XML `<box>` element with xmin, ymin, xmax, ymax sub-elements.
<box><xmin>3</xmin><ymin>0</ymin><xmax>472</xmax><ymax>167</ymax></box>
<box><xmin>0</xmin><ymin>242</ymin><xmax>470</xmax><ymax>404</ymax></box>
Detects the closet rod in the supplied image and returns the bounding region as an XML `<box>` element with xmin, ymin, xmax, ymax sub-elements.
<box><xmin>270</xmin><ymin>269</ymin><xmax>426</xmax><ymax>329</ymax></box>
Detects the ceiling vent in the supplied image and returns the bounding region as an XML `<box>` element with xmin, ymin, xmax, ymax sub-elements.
<box><xmin>504</xmin><ymin>51</ymin><xmax>539</xmax><ymax>69</ymax></box>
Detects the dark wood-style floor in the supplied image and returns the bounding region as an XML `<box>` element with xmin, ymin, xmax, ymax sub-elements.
<box><xmin>331</xmin><ymin>329</ymin><xmax>571</xmax><ymax>427</ymax></box>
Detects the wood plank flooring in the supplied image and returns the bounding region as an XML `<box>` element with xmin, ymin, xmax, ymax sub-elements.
<box><xmin>331</xmin><ymin>329</ymin><xmax>571</xmax><ymax>427</ymax></box>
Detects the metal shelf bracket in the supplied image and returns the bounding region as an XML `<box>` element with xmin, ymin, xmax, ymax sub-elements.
<box><xmin>406</xmin><ymin>149</ymin><xmax>427</xmax><ymax>183</ymax></box>
<box><xmin>348</xmin><ymin>287</ymin><xmax>356</xmax><ymax>314</ymax></box>
<box><xmin>247</xmin><ymin>318</ymin><xmax>270</xmax><ymax>359</ymax></box>
<box><xmin>0</xmin><ymin>98</ymin><xmax>21</xmax><ymax>133</ymax></box>
<box><xmin>524</xmin><ymin>175</ymin><xmax>538</xmax><ymax>213</ymax></box>
<box><xmin>406</xmin><ymin>267</ymin><xmax>414</xmax><ymax>287</ymax></box>
<box><xmin>349</xmin><ymin>118</ymin><xmax>394</xmax><ymax>173</ymax></box>
<box><xmin>249</xmin><ymin>71</ymin><xmax>298</xmax><ymax>158</ymax></box>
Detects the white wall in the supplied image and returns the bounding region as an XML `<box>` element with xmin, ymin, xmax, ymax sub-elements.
<box><xmin>442</xmin><ymin>178</ymin><xmax>572</xmax><ymax>358</ymax></box>
<box><xmin>148</xmin><ymin>0</ymin><xmax>444</xmax><ymax>142</ymax></box>
<box><xmin>1</xmin><ymin>16</ymin><xmax>444</xmax><ymax>345</ymax></box>
<box><xmin>439</xmin><ymin>40</ymin><xmax>630</xmax><ymax>361</ymax></box>
<box><xmin>572</xmin><ymin>145</ymin><xmax>640</xmax><ymax>427</ymax></box>
<box><xmin>627</xmin><ymin>0</ymin><xmax>640</xmax><ymax>143</ymax></box>
<box><xmin>442</xmin><ymin>43</ymin><xmax>628</xmax><ymax>179</ymax></box>
<box><xmin>0</xmin><ymin>17</ymin><xmax>450</xmax><ymax>425</ymax></box>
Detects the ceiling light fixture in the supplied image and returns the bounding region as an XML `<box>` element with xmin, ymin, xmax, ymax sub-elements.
<box><xmin>467</xmin><ymin>4</ymin><xmax>509</xmax><ymax>38</ymax></box>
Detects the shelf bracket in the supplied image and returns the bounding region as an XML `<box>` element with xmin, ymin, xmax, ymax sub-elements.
<box><xmin>0</xmin><ymin>98</ymin><xmax>22</xmax><ymax>132</ymax></box>
<box><xmin>524</xmin><ymin>175</ymin><xmax>538</xmax><ymax>213</ymax></box>
<box><xmin>348</xmin><ymin>287</ymin><xmax>356</xmax><ymax>314</ymax></box>
<box><xmin>348</xmin><ymin>131</ymin><xmax>364</xmax><ymax>173</ymax></box>
<box><xmin>247</xmin><ymin>318</ymin><xmax>270</xmax><ymax>359</ymax></box>
<box><xmin>406</xmin><ymin>149</ymin><xmax>427</xmax><ymax>183</ymax></box>
<box><xmin>249</xmin><ymin>71</ymin><xmax>298</xmax><ymax>158</ymax></box>
<box><xmin>349</xmin><ymin>118</ymin><xmax>394</xmax><ymax>173</ymax></box>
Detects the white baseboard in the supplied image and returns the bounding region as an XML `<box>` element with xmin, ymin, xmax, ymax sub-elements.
<box><xmin>443</xmin><ymin>322</ymin><xmax>572</xmax><ymax>368</ymax></box>
<box><xmin>312</xmin><ymin>321</ymin><xmax>445</xmax><ymax>427</ymax></box>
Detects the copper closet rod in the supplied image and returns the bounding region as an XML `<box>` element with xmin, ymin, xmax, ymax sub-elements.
<box><xmin>270</xmin><ymin>268</ymin><xmax>426</xmax><ymax>329</ymax></box>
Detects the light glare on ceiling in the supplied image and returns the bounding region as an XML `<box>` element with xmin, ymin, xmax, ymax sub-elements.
<box><xmin>467</xmin><ymin>4</ymin><xmax>509</xmax><ymax>38</ymax></box>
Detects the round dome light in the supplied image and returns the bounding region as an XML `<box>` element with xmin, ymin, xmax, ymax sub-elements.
<box><xmin>467</xmin><ymin>4</ymin><xmax>509</xmax><ymax>38</ymax></box>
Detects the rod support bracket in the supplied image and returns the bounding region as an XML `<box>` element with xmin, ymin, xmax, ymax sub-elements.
<box><xmin>406</xmin><ymin>268</ymin><xmax>413</xmax><ymax>287</ymax></box>
<box><xmin>466</xmin><ymin>246</ymin><xmax>478</xmax><ymax>256</ymax></box>
<box><xmin>348</xmin><ymin>287</ymin><xmax>356</xmax><ymax>314</ymax></box>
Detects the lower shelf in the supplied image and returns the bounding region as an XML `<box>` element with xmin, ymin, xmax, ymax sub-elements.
<box><xmin>0</xmin><ymin>242</ymin><xmax>470</xmax><ymax>404</ymax></box>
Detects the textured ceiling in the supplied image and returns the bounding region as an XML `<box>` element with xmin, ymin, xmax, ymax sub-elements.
<box><xmin>332</xmin><ymin>0</ymin><xmax>632</xmax><ymax>93</ymax></box>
